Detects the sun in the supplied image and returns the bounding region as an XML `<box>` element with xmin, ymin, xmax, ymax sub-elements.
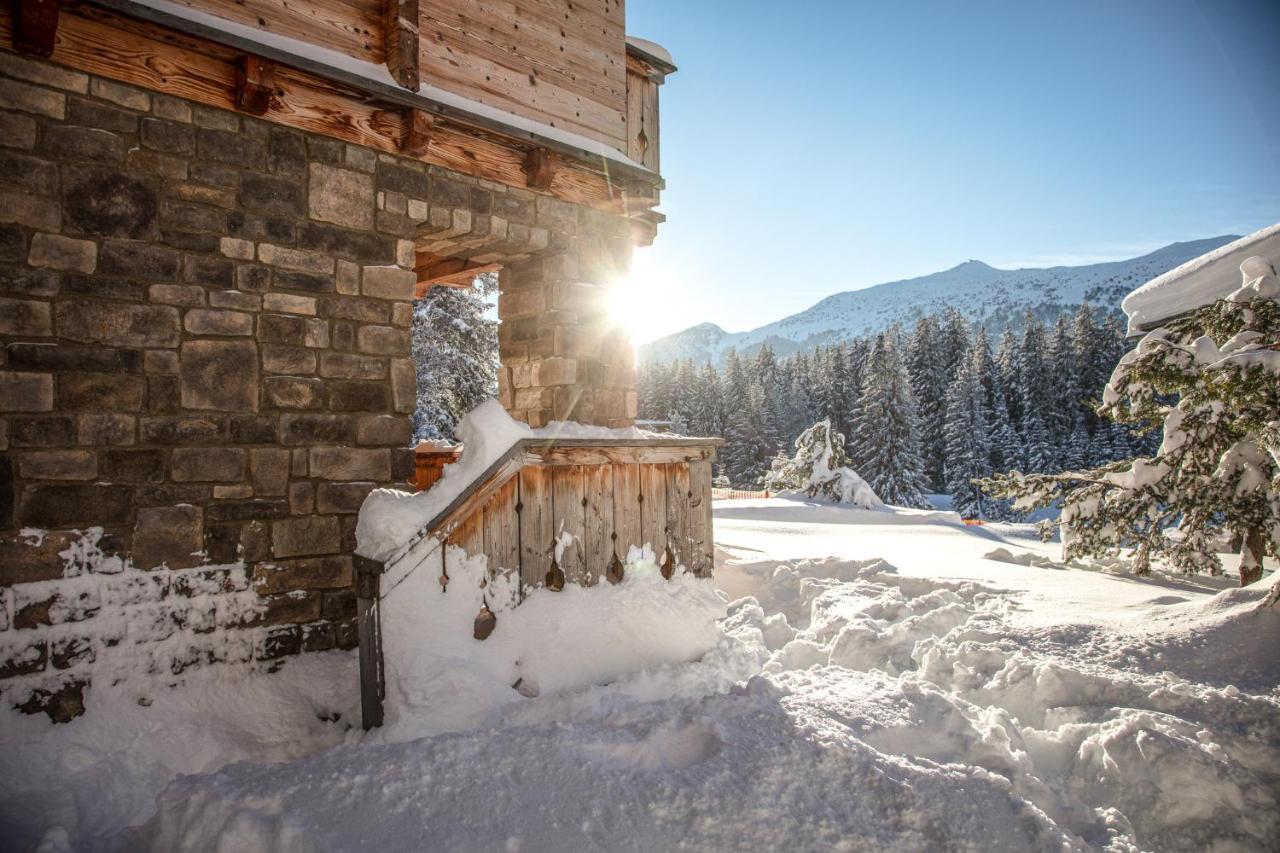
<box><xmin>607</xmin><ymin>249</ymin><xmax>675</xmax><ymax>343</ymax></box>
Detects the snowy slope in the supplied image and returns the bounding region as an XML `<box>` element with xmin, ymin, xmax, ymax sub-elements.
<box><xmin>641</xmin><ymin>237</ymin><xmax>1238</xmax><ymax>365</ymax></box>
<box><xmin>4</xmin><ymin>501</ymin><xmax>1276</xmax><ymax>852</ymax></box>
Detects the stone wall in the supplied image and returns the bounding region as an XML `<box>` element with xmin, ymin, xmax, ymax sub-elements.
<box><xmin>0</xmin><ymin>51</ymin><xmax>640</xmax><ymax>717</ymax></box>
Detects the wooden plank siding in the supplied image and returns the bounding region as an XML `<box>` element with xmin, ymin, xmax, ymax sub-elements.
<box><xmin>664</xmin><ymin>462</ymin><xmax>690</xmax><ymax>569</ymax></box>
<box><xmin>517</xmin><ymin>466</ymin><xmax>553</xmax><ymax>591</ymax></box>
<box><xmin>687</xmin><ymin>458</ymin><xmax>713</xmax><ymax>576</ymax></box>
<box><xmin>419</xmin><ymin>0</ymin><xmax>626</xmax><ymax>151</ymax></box>
<box><xmin>639</xmin><ymin>462</ymin><xmax>667</xmax><ymax>557</ymax></box>
<box><xmin>481</xmin><ymin>477</ymin><xmax>521</xmax><ymax>577</ymax></box>
<box><xmin>582</xmin><ymin>464</ymin><xmax>613</xmax><ymax>584</ymax></box>
<box><xmin>166</xmin><ymin>0</ymin><xmax>386</xmax><ymax>65</ymax></box>
<box><xmin>611</xmin><ymin>462</ymin><xmax>642</xmax><ymax>559</ymax></box>
<box><xmin>549</xmin><ymin>465</ymin><xmax>586</xmax><ymax>584</ymax></box>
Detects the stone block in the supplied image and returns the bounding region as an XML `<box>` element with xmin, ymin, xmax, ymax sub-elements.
<box><xmin>308</xmin><ymin>163</ymin><xmax>374</xmax><ymax>229</ymax></box>
<box><xmin>28</xmin><ymin>233</ymin><xmax>97</xmax><ymax>273</ymax></box>
<box><xmin>0</xmin><ymin>185</ymin><xmax>59</xmax><ymax>231</ymax></box>
<box><xmin>259</xmin><ymin>314</ymin><xmax>307</xmax><ymax>346</ymax></box>
<box><xmin>101</xmin><ymin>448</ymin><xmax>164</xmax><ymax>482</ymax></box>
<box><xmin>390</xmin><ymin>358</ymin><xmax>416</xmax><ymax>413</ymax></box>
<box><xmin>98</xmin><ymin>240</ymin><xmax>181</xmax><ymax>278</ymax></box>
<box><xmin>0</xmin><ymin>639</ymin><xmax>47</xmax><ymax>679</ymax></box>
<box><xmin>132</xmin><ymin>504</ymin><xmax>203</xmax><ymax>570</ymax></box>
<box><xmin>295</xmin><ymin>222</ymin><xmax>394</xmax><ymax>264</ymax></box>
<box><xmin>0</xmin><ymin>371</ymin><xmax>53</xmax><ymax>412</ymax></box>
<box><xmin>183</xmin><ymin>255</ymin><xmax>235</xmax><ymax>287</ymax></box>
<box><xmin>170</xmin><ymin>447</ymin><xmax>247</xmax><ymax>482</ymax></box>
<box><xmin>9</xmin><ymin>416</ymin><xmax>73</xmax><ymax>447</ymax></box>
<box><xmin>140</xmin><ymin>117</ymin><xmax>195</xmax><ymax>154</ymax></box>
<box><xmin>319</xmin><ymin>296</ymin><xmax>391</xmax><ymax>324</ymax></box>
<box><xmin>240</xmin><ymin>172</ymin><xmax>305</xmax><ymax>216</ymax></box>
<box><xmin>304</xmin><ymin>318</ymin><xmax>330</xmax><ymax>348</ymax></box>
<box><xmin>356</xmin><ymin>325</ymin><xmax>410</xmax><ymax>355</ymax></box>
<box><xmin>361</xmin><ymin>265</ymin><xmax>416</xmax><ymax>300</ymax></box>
<box><xmin>265</xmin><ymin>376</ymin><xmax>324</xmax><ymax>409</ymax></box>
<box><xmin>55</xmin><ymin>302</ymin><xmax>180</xmax><ymax>348</ymax></box>
<box><xmin>336</xmin><ymin>259</ymin><xmax>359</xmax><ymax>294</ymax></box>
<box><xmin>140</xmin><ymin>416</ymin><xmax>224</xmax><ymax>444</ymax></box>
<box><xmin>180</xmin><ymin>340</ymin><xmax>259</xmax><ymax>411</ymax></box>
<box><xmin>279</xmin><ymin>414</ymin><xmax>356</xmax><ymax>445</ymax></box>
<box><xmin>183</xmin><ymin>309</ymin><xmax>253</xmax><ymax>336</ymax></box>
<box><xmin>149</xmin><ymin>283</ymin><xmax>205</xmax><ymax>307</ymax></box>
<box><xmin>18</xmin><ymin>450</ymin><xmax>96</xmax><ymax>480</ymax></box>
<box><xmin>219</xmin><ymin>236</ymin><xmax>254</xmax><ymax>260</ymax></box>
<box><xmin>262</xmin><ymin>345</ymin><xmax>316</xmax><ymax>375</ymax></box>
<box><xmin>0</xmin><ymin>530</ymin><xmax>79</xmax><ymax>585</ymax></box>
<box><xmin>0</xmin><ymin>77</ymin><xmax>66</xmax><ymax>119</ymax></box>
<box><xmin>20</xmin><ymin>484</ymin><xmax>132</xmax><ymax>527</ymax></box>
<box><xmin>271</xmin><ymin>516</ymin><xmax>341</xmax><ymax>558</ymax></box>
<box><xmin>263</xmin><ymin>293</ymin><xmax>316</xmax><ymax>315</ymax></box>
<box><xmin>0</xmin><ymin>297</ymin><xmax>52</xmax><ymax>336</ymax></box>
<box><xmin>76</xmin><ymin>413</ymin><xmax>135</xmax><ymax>447</ymax></box>
<box><xmin>308</xmin><ymin>447</ymin><xmax>390</xmax><ymax>481</ymax></box>
<box><xmin>91</xmin><ymin>78</ymin><xmax>150</xmax><ymax>111</ymax></box>
<box><xmin>316</xmin><ymin>481</ymin><xmax>376</xmax><ymax>514</ymax></box>
<box><xmin>58</xmin><ymin>373</ymin><xmax>145</xmax><ymax>411</ymax></box>
<box><xmin>289</xmin><ymin>481</ymin><xmax>313</xmax><ymax>514</ymax></box>
<box><xmin>250</xmin><ymin>448</ymin><xmax>290</xmax><ymax>495</ymax></box>
<box><xmin>209</xmin><ymin>290</ymin><xmax>260</xmax><ymax>311</ymax></box>
<box><xmin>319</xmin><ymin>352</ymin><xmax>385</xmax><ymax>380</ymax></box>
<box><xmin>327</xmin><ymin>380</ymin><xmax>388</xmax><ymax>412</ymax></box>
<box><xmin>255</xmin><ymin>554</ymin><xmax>351</xmax><ymax>594</ymax></box>
<box><xmin>62</xmin><ymin>167</ymin><xmax>158</xmax><ymax>236</ymax></box>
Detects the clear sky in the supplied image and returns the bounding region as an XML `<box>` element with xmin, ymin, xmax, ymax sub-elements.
<box><xmin>619</xmin><ymin>0</ymin><xmax>1280</xmax><ymax>342</ymax></box>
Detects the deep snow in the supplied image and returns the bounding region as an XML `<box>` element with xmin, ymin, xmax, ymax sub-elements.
<box><xmin>2</xmin><ymin>499</ymin><xmax>1277</xmax><ymax>852</ymax></box>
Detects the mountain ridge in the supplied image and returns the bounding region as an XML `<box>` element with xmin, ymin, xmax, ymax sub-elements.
<box><xmin>639</xmin><ymin>237</ymin><xmax>1239</xmax><ymax>366</ymax></box>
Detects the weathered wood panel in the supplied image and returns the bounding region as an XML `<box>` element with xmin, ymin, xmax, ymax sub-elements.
<box><xmin>625</xmin><ymin>67</ymin><xmax>659</xmax><ymax>172</ymax></box>
<box><xmin>639</xmin><ymin>462</ymin><xmax>667</xmax><ymax>556</ymax></box>
<box><xmin>582</xmin><ymin>464</ymin><xmax>613</xmax><ymax>585</ymax></box>
<box><xmin>664</xmin><ymin>462</ymin><xmax>690</xmax><ymax>569</ymax></box>
<box><xmin>419</xmin><ymin>0</ymin><xmax>626</xmax><ymax>151</ymax></box>
<box><xmin>550</xmin><ymin>464</ymin><xmax>586</xmax><ymax>584</ymax></box>
<box><xmin>168</xmin><ymin>0</ymin><xmax>385</xmax><ymax>64</ymax></box>
<box><xmin>482</xmin><ymin>477</ymin><xmax>520</xmax><ymax>576</ymax></box>
<box><xmin>688</xmin><ymin>458</ymin><xmax>713</xmax><ymax>577</ymax></box>
<box><xmin>517</xmin><ymin>466</ymin><xmax>552</xmax><ymax>591</ymax></box>
<box><xmin>611</xmin><ymin>462</ymin><xmax>642</xmax><ymax>558</ymax></box>
<box><xmin>448</xmin><ymin>506</ymin><xmax>484</xmax><ymax>557</ymax></box>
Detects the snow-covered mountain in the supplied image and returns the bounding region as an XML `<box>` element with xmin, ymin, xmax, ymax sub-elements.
<box><xmin>640</xmin><ymin>237</ymin><xmax>1238</xmax><ymax>366</ymax></box>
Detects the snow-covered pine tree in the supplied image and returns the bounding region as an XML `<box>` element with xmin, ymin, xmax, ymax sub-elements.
<box><xmin>982</xmin><ymin>257</ymin><xmax>1280</xmax><ymax>585</ymax></box>
<box><xmin>943</xmin><ymin>348</ymin><xmax>992</xmax><ymax>518</ymax></box>
<box><xmin>849</xmin><ymin>329</ymin><xmax>931</xmax><ymax>508</ymax></box>
<box><xmin>411</xmin><ymin>272</ymin><xmax>499</xmax><ymax>441</ymax></box>
<box><xmin>763</xmin><ymin>418</ymin><xmax>882</xmax><ymax>507</ymax></box>
<box><xmin>906</xmin><ymin>316</ymin><xmax>949</xmax><ymax>491</ymax></box>
<box><xmin>1047</xmin><ymin>316</ymin><xmax>1079</xmax><ymax>467</ymax></box>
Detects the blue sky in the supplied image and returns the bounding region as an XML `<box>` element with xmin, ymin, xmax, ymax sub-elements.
<box><xmin>622</xmin><ymin>0</ymin><xmax>1280</xmax><ymax>341</ymax></box>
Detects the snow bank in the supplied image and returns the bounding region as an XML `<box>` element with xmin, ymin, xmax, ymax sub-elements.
<box><xmin>1122</xmin><ymin>222</ymin><xmax>1280</xmax><ymax>333</ymax></box>
<box><xmin>378</xmin><ymin>542</ymin><xmax>728</xmax><ymax>739</ymax></box>
<box><xmin>355</xmin><ymin>400</ymin><xmax>665</xmax><ymax>562</ymax></box>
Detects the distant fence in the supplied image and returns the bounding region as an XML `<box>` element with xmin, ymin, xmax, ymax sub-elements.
<box><xmin>712</xmin><ymin>487</ymin><xmax>772</xmax><ymax>500</ymax></box>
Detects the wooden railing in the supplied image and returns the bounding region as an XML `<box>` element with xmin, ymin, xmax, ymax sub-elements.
<box><xmin>354</xmin><ymin>436</ymin><xmax>721</xmax><ymax>727</ymax></box>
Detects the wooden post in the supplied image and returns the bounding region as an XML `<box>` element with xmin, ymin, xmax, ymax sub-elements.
<box><xmin>354</xmin><ymin>555</ymin><xmax>385</xmax><ymax>730</ymax></box>
<box><xmin>234</xmin><ymin>55</ymin><xmax>275</xmax><ymax>115</ymax></box>
<box><xmin>523</xmin><ymin>147</ymin><xmax>559</xmax><ymax>190</ymax></box>
<box><xmin>384</xmin><ymin>0</ymin><xmax>420</xmax><ymax>90</ymax></box>
<box><xmin>414</xmin><ymin>441</ymin><xmax>463</xmax><ymax>490</ymax></box>
<box><xmin>401</xmin><ymin>109</ymin><xmax>433</xmax><ymax>157</ymax></box>
<box><xmin>13</xmin><ymin>0</ymin><xmax>60</xmax><ymax>57</ymax></box>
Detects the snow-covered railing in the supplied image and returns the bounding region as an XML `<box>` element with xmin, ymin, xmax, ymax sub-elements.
<box><xmin>353</xmin><ymin>436</ymin><xmax>720</xmax><ymax>728</ymax></box>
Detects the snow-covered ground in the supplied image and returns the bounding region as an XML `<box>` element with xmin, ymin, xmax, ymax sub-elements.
<box><xmin>3</xmin><ymin>499</ymin><xmax>1277</xmax><ymax>852</ymax></box>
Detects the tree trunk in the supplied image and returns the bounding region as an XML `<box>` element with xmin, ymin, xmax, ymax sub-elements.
<box><xmin>1238</xmin><ymin>527</ymin><xmax>1266</xmax><ymax>587</ymax></box>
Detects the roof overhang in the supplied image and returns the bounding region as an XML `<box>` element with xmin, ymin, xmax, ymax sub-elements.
<box><xmin>1122</xmin><ymin>223</ymin><xmax>1280</xmax><ymax>335</ymax></box>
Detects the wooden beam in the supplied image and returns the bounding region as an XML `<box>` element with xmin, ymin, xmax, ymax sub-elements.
<box><xmin>383</xmin><ymin>0</ymin><xmax>418</xmax><ymax>90</ymax></box>
<box><xmin>234</xmin><ymin>54</ymin><xmax>274</xmax><ymax>115</ymax></box>
<box><xmin>523</xmin><ymin>147</ymin><xmax>559</xmax><ymax>191</ymax></box>
<box><xmin>401</xmin><ymin>108</ymin><xmax>432</xmax><ymax>157</ymax></box>
<box><xmin>12</xmin><ymin>0</ymin><xmax>58</xmax><ymax>57</ymax></box>
<box><xmin>414</xmin><ymin>252</ymin><xmax>501</xmax><ymax>297</ymax></box>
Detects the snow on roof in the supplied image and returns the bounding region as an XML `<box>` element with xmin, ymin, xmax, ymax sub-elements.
<box><xmin>626</xmin><ymin>35</ymin><xmax>676</xmax><ymax>69</ymax></box>
<box><xmin>1122</xmin><ymin>222</ymin><xmax>1280</xmax><ymax>334</ymax></box>
<box><xmin>126</xmin><ymin>0</ymin><xmax>651</xmax><ymax>173</ymax></box>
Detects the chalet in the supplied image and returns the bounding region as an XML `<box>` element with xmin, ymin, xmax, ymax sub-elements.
<box><xmin>0</xmin><ymin>0</ymin><xmax>717</xmax><ymax>722</ymax></box>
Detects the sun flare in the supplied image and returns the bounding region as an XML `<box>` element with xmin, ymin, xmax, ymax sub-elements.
<box><xmin>607</xmin><ymin>249</ymin><xmax>676</xmax><ymax>345</ymax></box>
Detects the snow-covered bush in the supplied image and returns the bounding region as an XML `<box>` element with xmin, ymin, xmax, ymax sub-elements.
<box><xmin>982</xmin><ymin>257</ymin><xmax>1280</xmax><ymax>585</ymax></box>
<box><xmin>764</xmin><ymin>419</ymin><xmax>883</xmax><ymax>508</ymax></box>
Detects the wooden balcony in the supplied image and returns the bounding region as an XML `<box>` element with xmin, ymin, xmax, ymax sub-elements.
<box><xmin>355</xmin><ymin>436</ymin><xmax>720</xmax><ymax>727</ymax></box>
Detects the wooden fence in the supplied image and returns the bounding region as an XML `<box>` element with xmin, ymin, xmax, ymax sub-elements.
<box><xmin>355</xmin><ymin>437</ymin><xmax>721</xmax><ymax>727</ymax></box>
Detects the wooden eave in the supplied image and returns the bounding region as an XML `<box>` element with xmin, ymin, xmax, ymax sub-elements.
<box><xmin>625</xmin><ymin>40</ymin><xmax>677</xmax><ymax>80</ymax></box>
<box><xmin>2</xmin><ymin>0</ymin><xmax>665</xmax><ymax>214</ymax></box>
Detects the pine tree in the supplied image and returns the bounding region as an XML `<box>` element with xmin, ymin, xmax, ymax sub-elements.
<box><xmin>411</xmin><ymin>273</ymin><xmax>499</xmax><ymax>441</ymax></box>
<box><xmin>943</xmin><ymin>348</ymin><xmax>991</xmax><ymax>518</ymax></box>
<box><xmin>763</xmin><ymin>418</ymin><xmax>882</xmax><ymax>507</ymax></box>
<box><xmin>982</xmin><ymin>260</ymin><xmax>1280</xmax><ymax>585</ymax></box>
<box><xmin>849</xmin><ymin>330</ymin><xmax>931</xmax><ymax>508</ymax></box>
<box><xmin>906</xmin><ymin>316</ymin><xmax>949</xmax><ymax>490</ymax></box>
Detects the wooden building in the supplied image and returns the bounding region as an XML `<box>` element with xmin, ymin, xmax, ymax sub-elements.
<box><xmin>0</xmin><ymin>0</ymin><xmax>710</xmax><ymax>721</ymax></box>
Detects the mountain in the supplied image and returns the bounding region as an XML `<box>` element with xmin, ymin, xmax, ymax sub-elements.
<box><xmin>639</xmin><ymin>237</ymin><xmax>1238</xmax><ymax>366</ymax></box>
